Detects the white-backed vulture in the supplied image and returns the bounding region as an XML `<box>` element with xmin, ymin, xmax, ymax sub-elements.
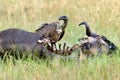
<box><xmin>36</xmin><ymin>16</ymin><xmax>68</xmax><ymax>51</ymax></box>
<box><xmin>36</xmin><ymin>16</ymin><xmax>68</xmax><ymax>43</ymax></box>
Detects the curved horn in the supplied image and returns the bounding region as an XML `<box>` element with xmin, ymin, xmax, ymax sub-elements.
<box><xmin>79</xmin><ymin>21</ymin><xmax>91</xmax><ymax>37</ymax></box>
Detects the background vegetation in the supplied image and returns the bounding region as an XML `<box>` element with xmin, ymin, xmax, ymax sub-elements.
<box><xmin>0</xmin><ymin>0</ymin><xmax>120</xmax><ymax>80</ymax></box>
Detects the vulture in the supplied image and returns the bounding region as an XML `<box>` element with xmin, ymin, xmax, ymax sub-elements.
<box><xmin>36</xmin><ymin>16</ymin><xmax>68</xmax><ymax>42</ymax></box>
<box><xmin>36</xmin><ymin>16</ymin><xmax>68</xmax><ymax>51</ymax></box>
<box><xmin>79</xmin><ymin>21</ymin><xmax>117</xmax><ymax>53</ymax></box>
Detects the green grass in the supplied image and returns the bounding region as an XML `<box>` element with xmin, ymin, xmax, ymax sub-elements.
<box><xmin>0</xmin><ymin>53</ymin><xmax>120</xmax><ymax>80</ymax></box>
<box><xmin>0</xmin><ymin>0</ymin><xmax>120</xmax><ymax>80</ymax></box>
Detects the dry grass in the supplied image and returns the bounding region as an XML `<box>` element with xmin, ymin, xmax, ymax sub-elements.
<box><xmin>0</xmin><ymin>0</ymin><xmax>120</xmax><ymax>80</ymax></box>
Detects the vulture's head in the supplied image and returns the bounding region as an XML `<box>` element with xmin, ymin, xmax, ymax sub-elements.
<box><xmin>58</xmin><ymin>16</ymin><xmax>68</xmax><ymax>29</ymax></box>
<box><xmin>59</xmin><ymin>16</ymin><xmax>68</xmax><ymax>21</ymax></box>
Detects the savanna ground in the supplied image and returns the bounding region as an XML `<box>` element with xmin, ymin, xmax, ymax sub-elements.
<box><xmin>0</xmin><ymin>0</ymin><xmax>120</xmax><ymax>80</ymax></box>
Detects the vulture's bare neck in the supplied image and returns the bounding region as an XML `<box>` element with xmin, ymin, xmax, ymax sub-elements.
<box><xmin>62</xmin><ymin>20</ymin><xmax>68</xmax><ymax>29</ymax></box>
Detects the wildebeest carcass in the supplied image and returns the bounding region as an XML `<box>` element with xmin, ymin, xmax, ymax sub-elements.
<box><xmin>48</xmin><ymin>42</ymin><xmax>81</xmax><ymax>61</ymax></box>
<box><xmin>72</xmin><ymin>36</ymin><xmax>111</xmax><ymax>61</ymax></box>
<box><xmin>52</xmin><ymin>42</ymin><xmax>80</xmax><ymax>56</ymax></box>
<box><xmin>36</xmin><ymin>16</ymin><xmax>68</xmax><ymax>51</ymax></box>
<box><xmin>53</xmin><ymin>36</ymin><xmax>112</xmax><ymax>61</ymax></box>
<box><xmin>79</xmin><ymin>36</ymin><xmax>109</xmax><ymax>56</ymax></box>
<box><xmin>79</xmin><ymin>21</ymin><xmax>117</xmax><ymax>53</ymax></box>
<box><xmin>0</xmin><ymin>28</ymin><xmax>55</xmax><ymax>59</ymax></box>
<box><xmin>50</xmin><ymin>36</ymin><xmax>114</xmax><ymax>61</ymax></box>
